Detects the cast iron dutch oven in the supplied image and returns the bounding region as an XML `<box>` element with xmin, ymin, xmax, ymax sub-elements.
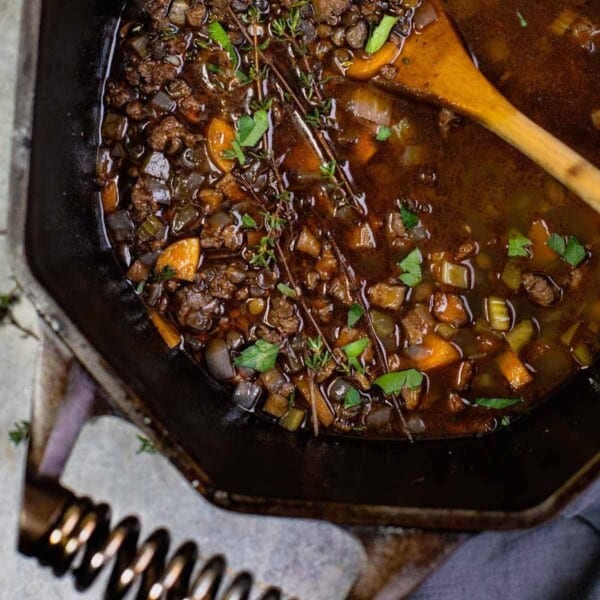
<box><xmin>8</xmin><ymin>0</ymin><xmax>600</xmax><ymax>595</ymax></box>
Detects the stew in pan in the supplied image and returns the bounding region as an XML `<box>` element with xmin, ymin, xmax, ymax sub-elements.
<box><xmin>97</xmin><ymin>0</ymin><xmax>600</xmax><ymax>439</ymax></box>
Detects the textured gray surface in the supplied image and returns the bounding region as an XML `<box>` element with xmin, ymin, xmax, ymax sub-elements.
<box><xmin>0</xmin><ymin>1</ymin><xmax>365</xmax><ymax>597</ymax></box>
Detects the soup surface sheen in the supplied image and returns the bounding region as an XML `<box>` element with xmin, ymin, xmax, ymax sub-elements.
<box><xmin>98</xmin><ymin>0</ymin><xmax>600</xmax><ymax>439</ymax></box>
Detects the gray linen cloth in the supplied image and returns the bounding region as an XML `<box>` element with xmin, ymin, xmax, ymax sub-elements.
<box><xmin>410</xmin><ymin>479</ymin><xmax>600</xmax><ymax>600</ymax></box>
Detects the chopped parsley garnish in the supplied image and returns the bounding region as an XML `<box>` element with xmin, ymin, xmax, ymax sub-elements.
<box><xmin>398</xmin><ymin>248</ymin><xmax>423</xmax><ymax>287</ymax></box>
<box><xmin>156</xmin><ymin>264</ymin><xmax>177</xmax><ymax>281</ymax></box>
<box><xmin>234</xmin><ymin>339</ymin><xmax>280</xmax><ymax>373</ymax></box>
<box><xmin>508</xmin><ymin>230</ymin><xmax>532</xmax><ymax>257</ymax></box>
<box><xmin>136</xmin><ymin>435</ymin><xmax>157</xmax><ymax>455</ymax></box>
<box><xmin>373</xmin><ymin>369</ymin><xmax>423</xmax><ymax>395</ymax></box>
<box><xmin>546</xmin><ymin>233</ymin><xmax>587</xmax><ymax>267</ymax></box>
<box><xmin>347</xmin><ymin>303</ymin><xmax>365</xmax><ymax>328</ymax></box>
<box><xmin>342</xmin><ymin>338</ymin><xmax>369</xmax><ymax>373</ymax></box>
<box><xmin>516</xmin><ymin>10</ymin><xmax>528</xmax><ymax>28</ymax></box>
<box><xmin>376</xmin><ymin>126</ymin><xmax>392</xmax><ymax>141</ymax></box>
<box><xmin>241</xmin><ymin>213</ymin><xmax>258</xmax><ymax>228</ymax></box>
<box><xmin>344</xmin><ymin>387</ymin><xmax>362</xmax><ymax>409</ymax></box>
<box><xmin>277</xmin><ymin>282</ymin><xmax>296</xmax><ymax>298</ymax></box>
<box><xmin>365</xmin><ymin>15</ymin><xmax>399</xmax><ymax>54</ymax></box>
<box><xmin>474</xmin><ymin>397</ymin><xmax>523</xmax><ymax>409</ymax></box>
<box><xmin>9</xmin><ymin>420</ymin><xmax>30</xmax><ymax>446</ymax></box>
<box><xmin>500</xmin><ymin>416</ymin><xmax>512</xmax><ymax>427</ymax></box>
<box><xmin>207</xmin><ymin>21</ymin><xmax>238</xmax><ymax>67</ymax></box>
<box><xmin>400</xmin><ymin>206</ymin><xmax>419</xmax><ymax>229</ymax></box>
<box><xmin>224</xmin><ymin>109</ymin><xmax>271</xmax><ymax>166</ymax></box>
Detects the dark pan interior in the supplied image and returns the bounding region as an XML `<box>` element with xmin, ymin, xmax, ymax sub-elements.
<box><xmin>24</xmin><ymin>0</ymin><xmax>600</xmax><ymax>525</ymax></box>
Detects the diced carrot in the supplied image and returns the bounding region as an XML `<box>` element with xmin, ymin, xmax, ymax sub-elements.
<box><xmin>295</xmin><ymin>376</ymin><xmax>334</xmax><ymax>427</ymax></box>
<box><xmin>155</xmin><ymin>238</ymin><xmax>201</xmax><ymax>282</ymax></box>
<box><xmin>101</xmin><ymin>179</ymin><xmax>119</xmax><ymax>213</ymax></box>
<box><xmin>207</xmin><ymin>117</ymin><xmax>236</xmax><ymax>173</ymax></box>
<box><xmin>350</xmin><ymin>127</ymin><xmax>378</xmax><ymax>165</ymax></box>
<box><xmin>528</xmin><ymin>219</ymin><xmax>558</xmax><ymax>268</ymax></box>
<box><xmin>148</xmin><ymin>310</ymin><xmax>181</xmax><ymax>350</ymax></box>
<box><xmin>346</xmin><ymin>42</ymin><xmax>402</xmax><ymax>80</ymax></box>
<box><xmin>496</xmin><ymin>350</ymin><xmax>533</xmax><ymax>390</ymax></box>
<box><xmin>284</xmin><ymin>139</ymin><xmax>321</xmax><ymax>173</ymax></box>
<box><xmin>413</xmin><ymin>333</ymin><xmax>461</xmax><ymax>371</ymax></box>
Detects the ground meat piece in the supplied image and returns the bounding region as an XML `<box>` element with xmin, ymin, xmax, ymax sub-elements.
<box><xmin>313</xmin><ymin>0</ymin><xmax>350</xmax><ymax>22</ymax></box>
<box><xmin>565</xmin><ymin>267</ymin><xmax>584</xmax><ymax>290</ymax></box>
<box><xmin>106</xmin><ymin>80</ymin><xmax>136</xmax><ymax>109</ymax></box>
<box><xmin>345</xmin><ymin>20</ymin><xmax>368</xmax><ymax>48</ymax></box>
<box><xmin>368</xmin><ymin>283</ymin><xmax>406</xmax><ymax>311</ymax></box>
<box><xmin>200</xmin><ymin>265</ymin><xmax>236</xmax><ymax>300</ymax></box>
<box><xmin>268</xmin><ymin>297</ymin><xmax>301</xmax><ymax>337</ymax></box>
<box><xmin>401</xmin><ymin>304</ymin><xmax>435</xmax><ymax>345</ymax></box>
<box><xmin>454</xmin><ymin>360</ymin><xmax>474</xmax><ymax>392</ymax></box>
<box><xmin>386</xmin><ymin>211</ymin><xmax>409</xmax><ymax>249</ymax></box>
<box><xmin>432</xmin><ymin>292</ymin><xmax>470</xmax><ymax>327</ymax></box>
<box><xmin>455</xmin><ymin>240</ymin><xmax>477</xmax><ymax>261</ymax></box>
<box><xmin>136</xmin><ymin>60</ymin><xmax>177</xmax><ymax>94</ymax></box>
<box><xmin>145</xmin><ymin>0</ymin><xmax>170</xmax><ymax>20</ymax></box>
<box><xmin>186</xmin><ymin>3</ymin><xmax>207</xmax><ymax>27</ymax></box>
<box><xmin>315</xmin><ymin>243</ymin><xmax>338</xmax><ymax>281</ymax></box>
<box><xmin>130</xmin><ymin>177</ymin><xmax>159</xmax><ymax>221</ymax></box>
<box><xmin>402</xmin><ymin>386</ymin><xmax>421</xmax><ymax>410</ymax></box>
<box><xmin>447</xmin><ymin>392</ymin><xmax>466</xmax><ymax>413</ymax></box>
<box><xmin>126</xmin><ymin>100</ymin><xmax>153</xmax><ymax>121</ymax></box>
<box><xmin>173</xmin><ymin>286</ymin><xmax>221</xmax><ymax>332</ymax></box>
<box><xmin>221</xmin><ymin>225</ymin><xmax>243</xmax><ymax>251</ymax></box>
<box><xmin>329</xmin><ymin>274</ymin><xmax>353</xmax><ymax>306</ymax></box>
<box><xmin>380</xmin><ymin>63</ymin><xmax>398</xmax><ymax>80</ymax></box>
<box><xmin>522</xmin><ymin>272</ymin><xmax>559</xmax><ymax>307</ymax></box>
<box><xmin>149</xmin><ymin>116</ymin><xmax>186</xmax><ymax>153</ymax></box>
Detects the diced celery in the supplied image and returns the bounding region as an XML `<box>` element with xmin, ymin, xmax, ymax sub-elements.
<box><xmin>137</xmin><ymin>215</ymin><xmax>163</xmax><ymax>241</ymax></box>
<box><xmin>486</xmin><ymin>296</ymin><xmax>511</xmax><ymax>331</ymax></box>
<box><xmin>573</xmin><ymin>343</ymin><xmax>592</xmax><ymax>366</ymax></box>
<box><xmin>441</xmin><ymin>261</ymin><xmax>470</xmax><ymax>289</ymax></box>
<box><xmin>505</xmin><ymin>320</ymin><xmax>534</xmax><ymax>353</ymax></box>
<box><xmin>280</xmin><ymin>407</ymin><xmax>306</xmax><ymax>431</ymax></box>
<box><xmin>561</xmin><ymin>321</ymin><xmax>581</xmax><ymax>346</ymax></box>
<box><xmin>501</xmin><ymin>261</ymin><xmax>522</xmax><ymax>292</ymax></box>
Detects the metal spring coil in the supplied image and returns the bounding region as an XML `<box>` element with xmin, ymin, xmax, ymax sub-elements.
<box><xmin>36</xmin><ymin>495</ymin><xmax>283</xmax><ymax>600</ymax></box>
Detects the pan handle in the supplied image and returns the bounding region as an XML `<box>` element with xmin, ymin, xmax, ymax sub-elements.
<box><xmin>18</xmin><ymin>324</ymin><xmax>284</xmax><ymax>600</ymax></box>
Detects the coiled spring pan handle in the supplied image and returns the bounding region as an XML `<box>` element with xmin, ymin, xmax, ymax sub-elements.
<box><xmin>33</xmin><ymin>493</ymin><xmax>281</xmax><ymax>600</ymax></box>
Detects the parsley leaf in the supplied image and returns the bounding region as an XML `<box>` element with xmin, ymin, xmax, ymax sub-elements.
<box><xmin>241</xmin><ymin>213</ymin><xmax>257</xmax><ymax>228</ymax></box>
<box><xmin>376</xmin><ymin>126</ymin><xmax>392</xmax><ymax>141</ymax></box>
<box><xmin>516</xmin><ymin>10</ymin><xmax>528</xmax><ymax>28</ymax></box>
<box><xmin>400</xmin><ymin>206</ymin><xmax>419</xmax><ymax>229</ymax></box>
<box><xmin>136</xmin><ymin>435</ymin><xmax>157</xmax><ymax>455</ymax></box>
<box><xmin>156</xmin><ymin>265</ymin><xmax>176</xmax><ymax>281</ymax></box>
<box><xmin>207</xmin><ymin>21</ymin><xmax>238</xmax><ymax>68</ymax></box>
<box><xmin>563</xmin><ymin>236</ymin><xmax>587</xmax><ymax>267</ymax></box>
<box><xmin>365</xmin><ymin>15</ymin><xmax>399</xmax><ymax>54</ymax></box>
<box><xmin>373</xmin><ymin>369</ymin><xmax>423</xmax><ymax>395</ymax></box>
<box><xmin>500</xmin><ymin>416</ymin><xmax>511</xmax><ymax>427</ymax></box>
<box><xmin>344</xmin><ymin>387</ymin><xmax>362</xmax><ymax>409</ymax></box>
<box><xmin>508</xmin><ymin>230</ymin><xmax>532</xmax><ymax>257</ymax></box>
<box><xmin>277</xmin><ymin>282</ymin><xmax>296</xmax><ymax>298</ymax></box>
<box><xmin>234</xmin><ymin>339</ymin><xmax>280</xmax><ymax>372</ymax></box>
<box><xmin>546</xmin><ymin>233</ymin><xmax>587</xmax><ymax>267</ymax></box>
<box><xmin>342</xmin><ymin>338</ymin><xmax>369</xmax><ymax>372</ymax></box>
<box><xmin>237</xmin><ymin>110</ymin><xmax>270</xmax><ymax>147</ymax></box>
<box><xmin>347</xmin><ymin>303</ymin><xmax>365</xmax><ymax>328</ymax></box>
<box><xmin>398</xmin><ymin>248</ymin><xmax>423</xmax><ymax>287</ymax></box>
<box><xmin>9</xmin><ymin>420</ymin><xmax>30</xmax><ymax>446</ymax></box>
<box><xmin>474</xmin><ymin>397</ymin><xmax>523</xmax><ymax>409</ymax></box>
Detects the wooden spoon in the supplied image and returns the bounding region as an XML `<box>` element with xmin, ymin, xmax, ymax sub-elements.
<box><xmin>347</xmin><ymin>0</ymin><xmax>600</xmax><ymax>213</ymax></box>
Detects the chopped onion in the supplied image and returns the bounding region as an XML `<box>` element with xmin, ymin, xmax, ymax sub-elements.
<box><xmin>168</xmin><ymin>0</ymin><xmax>188</xmax><ymax>26</ymax></box>
<box><xmin>130</xmin><ymin>35</ymin><xmax>149</xmax><ymax>58</ymax></box>
<box><xmin>366</xmin><ymin>405</ymin><xmax>392</xmax><ymax>430</ymax></box>
<box><xmin>406</xmin><ymin>414</ymin><xmax>426</xmax><ymax>434</ymax></box>
<box><xmin>232</xmin><ymin>381</ymin><xmax>261</xmax><ymax>411</ymax></box>
<box><xmin>347</xmin><ymin>87</ymin><xmax>392</xmax><ymax>126</ymax></box>
<box><xmin>151</xmin><ymin>91</ymin><xmax>176</xmax><ymax>113</ymax></box>
<box><xmin>205</xmin><ymin>338</ymin><xmax>235</xmax><ymax>380</ymax></box>
<box><xmin>414</xmin><ymin>1</ymin><xmax>438</xmax><ymax>32</ymax></box>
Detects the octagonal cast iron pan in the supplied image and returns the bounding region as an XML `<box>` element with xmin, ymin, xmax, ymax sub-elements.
<box><xmin>9</xmin><ymin>0</ymin><xmax>600</xmax><ymax>532</ymax></box>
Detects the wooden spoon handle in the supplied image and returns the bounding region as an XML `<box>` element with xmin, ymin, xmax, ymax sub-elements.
<box><xmin>474</xmin><ymin>94</ymin><xmax>600</xmax><ymax>212</ymax></box>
